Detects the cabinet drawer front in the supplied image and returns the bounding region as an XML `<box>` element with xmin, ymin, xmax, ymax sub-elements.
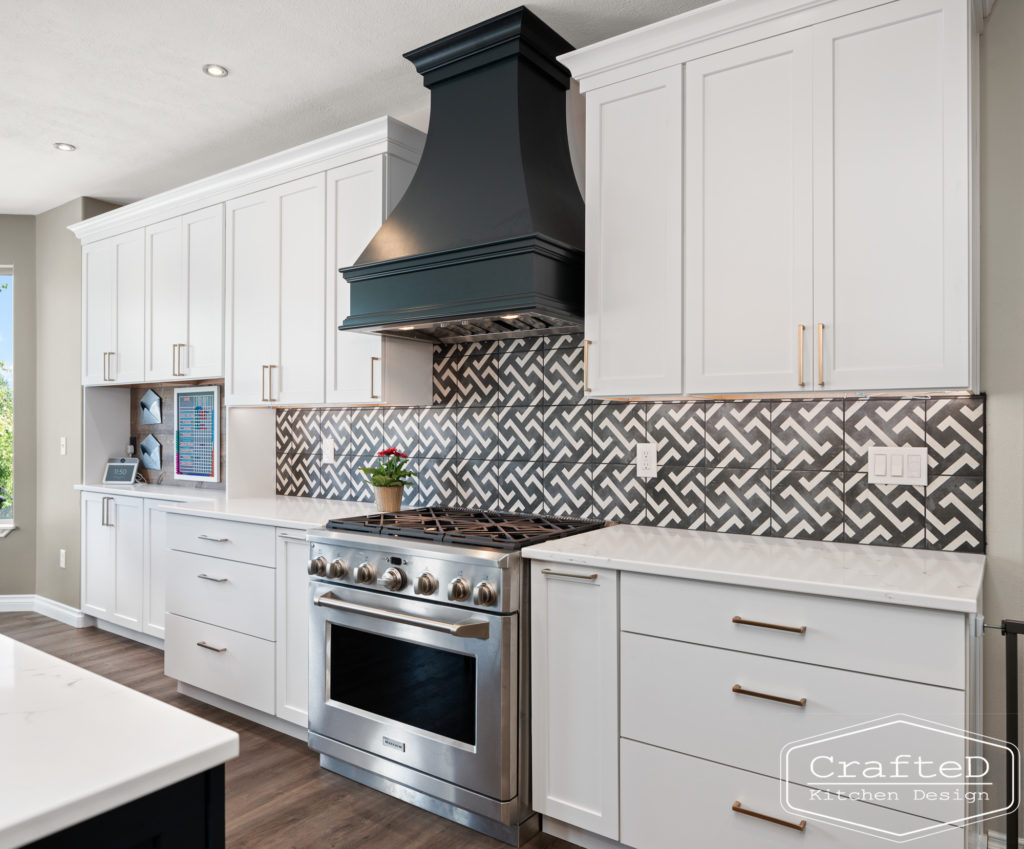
<box><xmin>621</xmin><ymin>739</ymin><xmax>962</xmax><ymax>849</ymax></box>
<box><xmin>166</xmin><ymin>551</ymin><xmax>275</xmax><ymax>640</ymax></box>
<box><xmin>166</xmin><ymin>513</ymin><xmax>276</xmax><ymax>566</ymax></box>
<box><xmin>164</xmin><ymin>614</ymin><xmax>275</xmax><ymax>714</ymax></box>
<box><xmin>620</xmin><ymin>573</ymin><xmax>964</xmax><ymax>688</ymax></box>
<box><xmin>621</xmin><ymin>634</ymin><xmax>965</xmax><ymax>823</ymax></box>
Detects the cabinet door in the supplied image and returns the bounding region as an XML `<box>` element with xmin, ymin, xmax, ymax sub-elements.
<box><xmin>584</xmin><ymin>66</ymin><xmax>683</xmax><ymax>396</ymax></box>
<box><xmin>183</xmin><ymin>205</ymin><xmax>225</xmax><ymax>380</ymax></box>
<box><xmin>111</xmin><ymin>496</ymin><xmax>144</xmax><ymax>630</ymax></box>
<box><xmin>531</xmin><ymin>564</ymin><xmax>619</xmax><ymax>838</ymax></box>
<box><xmin>145</xmin><ymin>218</ymin><xmax>187</xmax><ymax>382</ymax></box>
<box><xmin>82</xmin><ymin>240</ymin><xmax>115</xmax><ymax>385</ymax></box>
<box><xmin>684</xmin><ymin>31</ymin><xmax>814</xmax><ymax>394</ymax></box>
<box><xmin>111</xmin><ymin>230</ymin><xmax>146</xmax><ymax>383</ymax></box>
<box><xmin>81</xmin><ymin>493</ymin><xmax>115</xmax><ymax>619</ymax></box>
<box><xmin>812</xmin><ymin>0</ymin><xmax>971</xmax><ymax>390</ymax></box>
<box><xmin>143</xmin><ymin>500</ymin><xmax>172</xmax><ymax>639</ymax></box>
<box><xmin>277</xmin><ymin>173</ymin><xmax>326</xmax><ymax>405</ymax></box>
<box><xmin>225</xmin><ymin>189</ymin><xmax>280</xmax><ymax>405</ymax></box>
<box><xmin>276</xmin><ymin>531</ymin><xmax>310</xmax><ymax>726</ymax></box>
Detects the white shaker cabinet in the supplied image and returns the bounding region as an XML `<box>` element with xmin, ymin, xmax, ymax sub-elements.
<box><xmin>81</xmin><ymin>491</ymin><xmax>144</xmax><ymax>629</ymax></box>
<box><xmin>325</xmin><ymin>156</ymin><xmax>431</xmax><ymax>405</ymax></box>
<box><xmin>276</xmin><ymin>530</ymin><xmax>311</xmax><ymax>726</ymax></box>
<box><xmin>225</xmin><ymin>173</ymin><xmax>326</xmax><ymax>405</ymax></box>
<box><xmin>583</xmin><ymin>66</ymin><xmax>683</xmax><ymax>397</ymax></box>
<box><xmin>145</xmin><ymin>205</ymin><xmax>224</xmax><ymax>382</ymax></box>
<box><xmin>531</xmin><ymin>564</ymin><xmax>619</xmax><ymax>839</ymax></box>
<box><xmin>82</xmin><ymin>230</ymin><xmax>145</xmax><ymax>385</ymax></box>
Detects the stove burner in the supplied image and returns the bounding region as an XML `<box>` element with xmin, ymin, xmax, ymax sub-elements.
<box><xmin>325</xmin><ymin>507</ymin><xmax>604</xmax><ymax>551</ymax></box>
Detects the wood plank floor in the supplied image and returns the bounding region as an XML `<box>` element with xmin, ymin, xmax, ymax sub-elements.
<box><xmin>0</xmin><ymin>613</ymin><xmax>576</xmax><ymax>849</ymax></box>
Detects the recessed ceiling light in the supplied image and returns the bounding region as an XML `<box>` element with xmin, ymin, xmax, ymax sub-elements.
<box><xmin>501</xmin><ymin>314</ymin><xmax>521</xmax><ymax>320</ymax></box>
<box><xmin>398</xmin><ymin>326</ymin><xmax>415</xmax><ymax>331</ymax></box>
<box><xmin>53</xmin><ymin>142</ymin><xmax>77</xmax><ymax>152</ymax></box>
<box><xmin>202</xmin><ymin>64</ymin><xmax>229</xmax><ymax>78</ymax></box>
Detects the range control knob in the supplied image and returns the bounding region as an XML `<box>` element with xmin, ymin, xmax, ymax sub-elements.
<box><xmin>473</xmin><ymin>581</ymin><xmax>498</xmax><ymax>607</ymax></box>
<box><xmin>448</xmin><ymin>577</ymin><xmax>471</xmax><ymax>602</ymax></box>
<box><xmin>353</xmin><ymin>562</ymin><xmax>376</xmax><ymax>584</ymax></box>
<box><xmin>414</xmin><ymin>573</ymin><xmax>439</xmax><ymax>596</ymax></box>
<box><xmin>377</xmin><ymin>567</ymin><xmax>406</xmax><ymax>591</ymax></box>
<box><xmin>307</xmin><ymin>556</ymin><xmax>327</xmax><ymax>576</ymax></box>
<box><xmin>327</xmin><ymin>559</ymin><xmax>347</xmax><ymax>579</ymax></box>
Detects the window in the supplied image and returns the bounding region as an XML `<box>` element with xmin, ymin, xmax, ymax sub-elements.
<box><xmin>0</xmin><ymin>268</ymin><xmax>12</xmax><ymax>524</ymax></box>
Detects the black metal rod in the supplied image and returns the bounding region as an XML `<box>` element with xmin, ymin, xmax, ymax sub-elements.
<box><xmin>1005</xmin><ymin>620</ymin><xmax>1024</xmax><ymax>846</ymax></box>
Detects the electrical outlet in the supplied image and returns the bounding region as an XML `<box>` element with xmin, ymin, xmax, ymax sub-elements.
<box><xmin>636</xmin><ymin>442</ymin><xmax>659</xmax><ymax>479</ymax></box>
<box><xmin>867</xmin><ymin>446</ymin><xmax>928</xmax><ymax>485</ymax></box>
<box><xmin>322</xmin><ymin>437</ymin><xmax>335</xmax><ymax>465</ymax></box>
<box><xmin>59</xmin><ymin>436</ymin><xmax>67</xmax><ymax>456</ymax></box>
<box><xmin>59</xmin><ymin>549</ymin><xmax>66</xmax><ymax>569</ymax></box>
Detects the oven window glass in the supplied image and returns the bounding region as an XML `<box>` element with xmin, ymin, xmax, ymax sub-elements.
<box><xmin>329</xmin><ymin>625</ymin><xmax>476</xmax><ymax>745</ymax></box>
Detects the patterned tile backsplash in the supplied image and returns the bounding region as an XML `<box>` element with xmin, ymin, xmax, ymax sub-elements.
<box><xmin>276</xmin><ymin>334</ymin><xmax>986</xmax><ymax>553</ymax></box>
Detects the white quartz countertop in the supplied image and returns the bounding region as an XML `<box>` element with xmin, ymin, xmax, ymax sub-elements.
<box><xmin>0</xmin><ymin>634</ymin><xmax>238</xmax><ymax>849</ymax></box>
<box><xmin>75</xmin><ymin>484</ymin><xmax>373</xmax><ymax>529</ymax></box>
<box><xmin>523</xmin><ymin>524</ymin><xmax>985</xmax><ymax>613</ymax></box>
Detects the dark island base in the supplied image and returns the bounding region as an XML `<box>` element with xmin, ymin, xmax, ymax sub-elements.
<box><xmin>23</xmin><ymin>765</ymin><xmax>225</xmax><ymax>849</ymax></box>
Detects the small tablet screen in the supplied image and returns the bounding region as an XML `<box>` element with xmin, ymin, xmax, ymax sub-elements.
<box><xmin>103</xmin><ymin>461</ymin><xmax>137</xmax><ymax>484</ymax></box>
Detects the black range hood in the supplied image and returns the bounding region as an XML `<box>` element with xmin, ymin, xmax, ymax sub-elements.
<box><xmin>340</xmin><ymin>7</ymin><xmax>585</xmax><ymax>345</ymax></box>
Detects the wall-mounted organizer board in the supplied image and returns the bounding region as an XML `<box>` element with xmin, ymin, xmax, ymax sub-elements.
<box><xmin>175</xmin><ymin>385</ymin><xmax>220</xmax><ymax>482</ymax></box>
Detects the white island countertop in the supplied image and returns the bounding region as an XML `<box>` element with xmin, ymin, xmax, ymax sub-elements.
<box><xmin>524</xmin><ymin>524</ymin><xmax>985</xmax><ymax>613</ymax></box>
<box><xmin>0</xmin><ymin>634</ymin><xmax>238</xmax><ymax>849</ymax></box>
<box><xmin>75</xmin><ymin>484</ymin><xmax>373</xmax><ymax>530</ymax></box>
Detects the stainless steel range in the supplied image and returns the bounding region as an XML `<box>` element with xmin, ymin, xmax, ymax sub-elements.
<box><xmin>306</xmin><ymin>508</ymin><xmax>603</xmax><ymax>845</ymax></box>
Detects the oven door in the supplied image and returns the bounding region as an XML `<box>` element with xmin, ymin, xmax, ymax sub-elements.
<box><xmin>308</xmin><ymin>582</ymin><xmax>516</xmax><ymax>801</ymax></box>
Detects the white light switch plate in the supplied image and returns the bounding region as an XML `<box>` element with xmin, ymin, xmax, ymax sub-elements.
<box><xmin>867</xmin><ymin>446</ymin><xmax>928</xmax><ymax>486</ymax></box>
<box><xmin>636</xmin><ymin>443</ymin><xmax>658</xmax><ymax>479</ymax></box>
<box><xmin>322</xmin><ymin>437</ymin><xmax>336</xmax><ymax>465</ymax></box>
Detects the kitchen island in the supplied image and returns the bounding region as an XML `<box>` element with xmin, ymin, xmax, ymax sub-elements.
<box><xmin>0</xmin><ymin>633</ymin><xmax>238</xmax><ymax>849</ymax></box>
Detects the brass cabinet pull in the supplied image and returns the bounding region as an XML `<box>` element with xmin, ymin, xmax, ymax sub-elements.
<box><xmin>267</xmin><ymin>364</ymin><xmax>276</xmax><ymax>402</ymax></box>
<box><xmin>370</xmin><ymin>356</ymin><xmax>380</xmax><ymax>399</ymax></box>
<box><xmin>171</xmin><ymin>344</ymin><xmax>178</xmax><ymax>376</ymax></box>
<box><xmin>102</xmin><ymin>352</ymin><xmax>108</xmax><ymax>381</ymax></box>
<box><xmin>797</xmin><ymin>324</ymin><xmax>805</xmax><ymax>387</ymax></box>
<box><xmin>196</xmin><ymin>641</ymin><xmax>227</xmax><ymax>653</ymax></box>
<box><xmin>816</xmin><ymin>322</ymin><xmax>824</xmax><ymax>387</ymax></box>
<box><xmin>583</xmin><ymin>339</ymin><xmax>592</xmax><ymax>393</ymax></box>
<box><xmin>101</xmin><ymin>496</ymin><xmax>113</xmax><ymax>527</ymax></box>
<box><xmin>103</xmin><ymin>352</ymin><xmax>115</xmax><ymax>381</ymax></box>
<box><xmin>541</xmin><ymin>567</ymin><xmax>599</xmax><ymax>581</ymax></box>
<box><xmin>733</xmin><ymin>684</ymin><xmax>807</xmax><ymax>708</ymax></box>
<box><xmin>197</xmin><ymin>534</ymin><xmax>229</xmax><ymax>543</ymax></box>
<box><xmin>260</xmin><ymin>365</ymin><xmax>268</xmax><ymax>402</ymax></box>
<box><xmin>732</xmin><ymin>616</ymin><xmax>806</xmax><ymax>635</ymax></box>
<box><xmin>197</xmin><ymin>573</ymin><xmax>228</xmax><ymax>583</ymax></box>
<box><xmin>732</xmin><ymin>802</ymin><xmax>806</xmax><ymax>831</ymax></box>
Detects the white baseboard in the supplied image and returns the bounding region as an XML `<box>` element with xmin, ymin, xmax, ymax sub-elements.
<box><xmin>987</xmin><ymin>830</ymin><xmax>1024</xmax><ymax>849</ymax></box>
<box><xmin>0</xmin><ymin>594</ymin><xmax>95</xmax><ymax>628</ymax></box>
<box><xmin>541</xmin><ymin>817</ymin><xmax>630</xmax><ymax>849</ymax></box>
<box><xmin>94</xmin><ymin>618</ymin><xmax>163</xmax><ymax>649</ymax></box>
<box><xmin>177</xmin><ymin>682</ymin><xmax>308</xmax><ymax>741</ymax></box>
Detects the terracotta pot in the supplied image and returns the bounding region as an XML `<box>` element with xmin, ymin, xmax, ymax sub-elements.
<box><xmin>373</xmin><ymin>484</ymin><xmax>404</xmax><ymax>512</ymax></box>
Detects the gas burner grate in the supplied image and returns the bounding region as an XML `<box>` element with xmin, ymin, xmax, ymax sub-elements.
<box><xmin>326</xmin><ymin>507</ymin><xmax>604</xmax><ymax>550</ymax></box>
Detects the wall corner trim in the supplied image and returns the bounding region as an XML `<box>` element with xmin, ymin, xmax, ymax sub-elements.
<box><xmin>0</xmin><ymin>595</ymin><xmax>95</xmax><ymax>628</ymax></box>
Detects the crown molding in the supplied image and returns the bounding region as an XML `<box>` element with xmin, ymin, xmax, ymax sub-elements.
<box><xmin>69</xmin><ymin>115</ymin><xmax>425</xmax><ymax>244</ymax></box>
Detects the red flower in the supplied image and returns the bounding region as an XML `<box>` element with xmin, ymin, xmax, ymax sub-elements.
<box><xmin>378</xmin><ymin>447</ymin><xmax>407</xmax><ymax>458</ymax></box>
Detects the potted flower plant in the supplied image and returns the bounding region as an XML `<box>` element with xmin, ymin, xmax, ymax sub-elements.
<box><xmin>359</xmin><ymin>447</ymin><xmax>417</xmax><ymax>512</ymax></box>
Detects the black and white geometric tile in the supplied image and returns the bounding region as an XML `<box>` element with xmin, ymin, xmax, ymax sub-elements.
<box><xmin>322</xmin><ymin>408</ymin><xmax>351</xmax><ymax>455</ymax></box>
<box><xmin>496</xmin><ymin>335</ymin><xmax>546</xmax><ymax>355</ymax></box>
<box><xmin>771</xmin><ymin>400</ymin><xmax>844</xmax><ymax>472</ymax></box>
<box><xmin>499</xmin><ymin>461</ymin><xmax>545</xmax><ymax>514</ymax></box>
<box><xmin>432</xmin><ymin>353</ymin><xmax>459</xmax><ymax>407</ymax></box>
<box><xmin>347</xmin><ymin>455</ymin><xmax>379</xmax><ymax>503</ymax></box>
<box><xmin>844</xmin><ymin>472</ymin><xmax>926</xmax><ymax>548</ymax></box>
<box><xmin>926</xmin><ymin>397</ymin><xmax>985</xmax><ymax>476</ymax></box>
<box><xmin>458</xmin><ymin>460</ymin><xmax>501</xmax><ymax>510</ymax></box>
<box><xmin>925</xmin><ymin>475</ymin><xmax>984</xmax><ymax>553</ymax></box>
<box><xmin>544</xmin><ymin>404</ymin><xmax>592</xmax><ymax>464</ymax></box>
<box><xmin>706</xmin><ymin>401</ymin><xmax>771</xmax><ymax>469</ymax></box>
<box><xmin>384</xmin><ymin>407</ymin><xmax>419</xmax><ymax>458</ymax></box>
<box><xmin>418</xmin><ymin>408</ymin><xmax>458</xmax><ymax>459</ymax></box>
<box><xmin>499</xmin><ymin>351</ymin><xmax>544</xmax><ymax>408</ymax></box>
<box><xmin>500</xmin><ymin>406</ymin><xmax>545</xmax><ymax>463</ymax></box>
<box><xmin>458</xmin><ymin>354</ymin><xmax>499</xmax><ymax>407</ymax></box>
<box><xmin>844</xmin><ymin>398</ymin><xmax>926</xmax><ymax>473</ymax></box>
<box><xmin>349</xmin><ymin>408</ymin><xmax>383</xmax><ymax>456</ymax></box>
<box><xmin>544</xmin><ymin>347</ymin><xmax>584</xmax><ymax>406</ymax></box>
<box><xmin>646</xmin><ymin>465</ymin><xmax>705</xmax><ymax>530</ymax></box>
<box><xmin>771</xmin><ymin>470</ymin><xmax>844</xmax><ymax>541</ymax></box>
<box><xmin>276</xmin><ymin>408</ymin><xmax>321</xmax><ymax>454</ymax></box>
<box><xmin>416</xmin><ymin>459</ymin><xmax>460</xmax><ymax>507</ymax></box>
<box><xmin>457</xmin><ymin>406</ymin><xmax>500</xmax><ymax>460</ymax></box>
<box><xmin>592</xmin><ymin>403</ymin><xmax>645</xmax><ymax>465</ymax></box>
<box><xmin>320</xmin><ymin>460</ymin><xmax>355</xmax><ymax>502</ymax></box>
<box><xmin>276</xmin><ymin>452</ymin><xmax>322</xmax><ymax>499</ymax></box>
<box><xmin>592</xmin><ymin>463</ymin><xmax>645</xmax><ymax>524</ymax></box>
<box><xmin>647</xmin><ymin>402</ymin><xmax>704</xmax><ymax>467</ymax></box>
<box><xmin>705</xmin><ymin>467</ymin><xmax>771</xmax><ymax>535</ymax></box>
<box><xmin>544</xmin><ymin>463</ymin><xmax>593</xmax><ymax>518</ymax></box>
<box><xmin>546</xmin><ymin>332</ymin><xmax>584</xmax><ymax>350</ymax></box>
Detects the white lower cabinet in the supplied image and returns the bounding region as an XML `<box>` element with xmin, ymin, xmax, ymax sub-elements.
<box><xmin>530</xmin><ymin>564</ymin><xmax>619</xmax><ymax>839</ymax></box>
<box><xmin>143</xmin><ymin>500</ymin><xmax>170</xmax><ymax>638</ymax></box>
<box><xmin>276</xmin><ymin>531</ymin><xmax>311</xmax><ymax>725</ymax></box>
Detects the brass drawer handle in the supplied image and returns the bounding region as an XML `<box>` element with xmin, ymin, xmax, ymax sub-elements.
<box><xmin>197</xmin><ymin>534</ymin><xmax>230</xmax><ymax>543</ymax></box>
<box><xmin>583</xmin><ymin>339</ymin><xmax>592</xmax><ymax>393</ymax></box>
<box><xmin>816</xmin><ymin>322</ymin><xmax>825</xmax><ymax>387</ymax></box>
<box><xmin>196</xmin><ymin>641</ymin><xmax>227</xmax><ymax>653</ymax></box>
<box><xmin>732</xmin><ymin>801</ymin><xmax>806</xmax><ymax>831</ymax></box>
<box><xmin>267</xmin><ymin>364</ymin><xmax>276</xmax><ymax>403</ymax></box>
<box><xmin>541</xmin><ymin>568</ymin><xmax>598</xmax><ymax>581</ymax></box>
<box><xmin>732</xmin><ymin>616</ymin><xmax>806</xmax><ymax>635</ymax></box>
<box><xmin>797</xmin><ymin>324</ymin><xmax>805</xmax><ymax>387</ymax></box>
<box><xmin>370</xmin><ymin>356</ymin><xmax>380</xmax><ymax>399</ymax></box>
<box><xmin>197</xmin><ymin>573</ymin><xmax>228</xmax><ymax>583</ymax></box>
<box><xmin>733</xmin><ymin>684</ymin><xmax>807</xmax><ymax>708</ymax></box>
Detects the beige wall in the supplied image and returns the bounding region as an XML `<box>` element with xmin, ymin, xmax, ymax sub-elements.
<box><xmin>980</xmin><ymin>0</ymin><xmax>1024</xmax><ymax>814</ymax></box>
<box><xmin>0</xmin><ymin>216</ymin><xmax>37</xmax><ymax>593</ymax></box>
<box><xmin>33</xmin><ymin>199</ymin><xmax>116</xmax><ymax>606</ymax></box>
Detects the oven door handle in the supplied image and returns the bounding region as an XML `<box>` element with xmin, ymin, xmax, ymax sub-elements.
<box><xmin>313</xmin><ymin>592</ymin><xmax>491</xmax><ymax>640</ymax></box>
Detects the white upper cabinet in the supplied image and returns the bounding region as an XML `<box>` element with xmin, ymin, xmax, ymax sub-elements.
<box><xmin>563</xmin><ymin>0</ymin><xmax>978</xmax><ymax>396</ymax></box>
<box><xmin>326</xmin><ymin>155</ymin><xmax>431</xmax><ymax>405</ymax></box>
<box><xmin>82</xmin><ymin>230</ymin><xmax>145</xmax><ymax>385</ymax></box>
<box><xmin>684</xmin><ymin>31</ymin><xmax>814</xmax><ymax>394</ymax></box>
<box><xmin>583</xmin><ymin>66</ymin><xmax>683</xmax><ymax>397</ymax></box>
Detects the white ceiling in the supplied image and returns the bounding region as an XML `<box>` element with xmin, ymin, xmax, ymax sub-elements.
<box><xmin>1</xmin><ymin>0</ymin><xmax>710</xmax><ymax>215</ymax></box>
